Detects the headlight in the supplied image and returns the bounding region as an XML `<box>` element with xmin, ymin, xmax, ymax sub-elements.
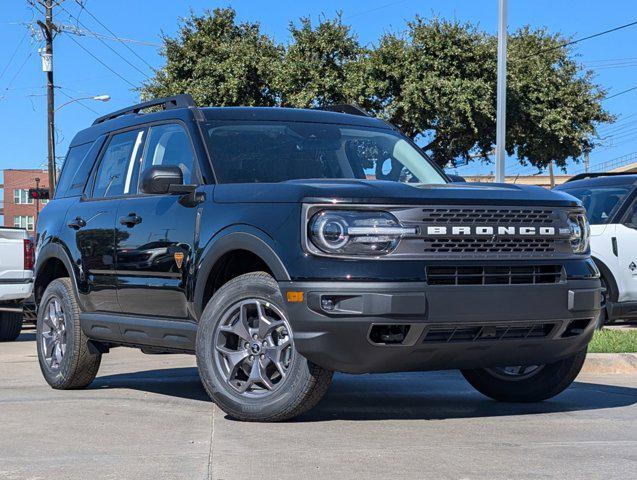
<box><xmin>568</xmin><ymin>212</ymin><xmax>590</xmax><ymax>254</ymax></box>
<box><xmin>308</xmin><ymin>210</ymin><xmax>416</xmax><ymax>256</ymax></box>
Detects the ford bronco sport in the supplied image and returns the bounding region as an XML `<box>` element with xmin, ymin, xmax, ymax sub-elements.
<box><xmin>34</xmin><ymin>95</ymin><xmax>601</xmax><ymax>421</ymax></box>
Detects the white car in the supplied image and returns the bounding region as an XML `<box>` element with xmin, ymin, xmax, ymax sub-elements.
<box><xmin>555</xmin><ymin>173</ymin><xmax>637</xmax><ymax>324</ymax></box>
<box><xmin>0</xmin><ymin>227</ymin><xmax>34</xmax><ymax>341</ymax></box>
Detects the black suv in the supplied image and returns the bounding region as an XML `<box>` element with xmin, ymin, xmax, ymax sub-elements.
<box><xmin>35</xmin><ymin>95</ymin><xmax>601</xmax><ymax>421</ymax></box>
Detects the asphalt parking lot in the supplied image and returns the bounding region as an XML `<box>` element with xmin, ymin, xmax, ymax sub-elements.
<box><xmin>1</xmin><ymin>332</ymin><xmax>636</xmax><ymax>480</ymax></box>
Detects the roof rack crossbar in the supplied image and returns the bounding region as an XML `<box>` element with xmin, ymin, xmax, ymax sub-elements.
<box><xmin>316</xmin><ymin>104</ymin><xmax>370</xmax><ymax>117</ymax></box>
<box><xmin>92</xmin><ymin>94</ymin><xmax>197</xmax><ymax>125</ymax></box>
<box><xmin>566</xmin><ymin>172</ymin><xmax>637</xmax><ymax>183</ymax></box>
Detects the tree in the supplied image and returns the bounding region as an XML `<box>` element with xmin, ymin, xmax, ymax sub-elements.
<box><xmin>274</xmin><ymin>14</ymin><xmax>363</xmax><ymax>108</ymax></box>
<box><xmin>506</xmin><ymin>27</ymin><xmax>612</xmax><ymax>171</ymax></box>
<box><xmin>354</xmin><ymin>17</ymin><xmax>613</xmax><ymax>168</ymax></box>
<box><xmin>143</xmin><ymin>10</ymin><xmax>613</xmax><ymax>170</ymax></box>
<box><xmin>352</xmin><ymin>17</ymin><xmax>497</xmax><ymax>166</ymax></box>
<box><xmin>142</xmin><ymin>8</ymin><xmax>281</xmax><ymax>106</ymax></box>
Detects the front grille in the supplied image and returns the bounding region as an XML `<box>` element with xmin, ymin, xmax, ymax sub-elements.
<box><xmin>422</xmin><ymin>322</ymin><xmax>557</xmax><ymax>343</ymax></box>
<box><xmin>426</xmin><ymin>265</ymin><xmax>564</xmax><ymax>285</ymax></box>
<box><xmin>421</xmin><ymin>207</ymin><xmax>554</xmax><ymax>224</ymax></box>
<box><xmin>424</xmin><ymin>237</ymin><xmax>556</xmax><ymax>255</ymax></box>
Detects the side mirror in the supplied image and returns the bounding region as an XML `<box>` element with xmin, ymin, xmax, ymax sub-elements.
<box><xmin>140</xmin><ymin>166</ymin><xmax>185</xmax><ymax>195</ymax></box>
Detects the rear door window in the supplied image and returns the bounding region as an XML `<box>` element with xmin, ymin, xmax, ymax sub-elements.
<box><xmin>92</xmin><ymin>129</ymin><xmax>145</xmax><ymax>199</ymax></box>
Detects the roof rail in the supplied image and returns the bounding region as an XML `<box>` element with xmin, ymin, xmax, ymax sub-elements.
<box><xmin>316</xmin><ymin>104</ymin><xmax>370</xmax><ymax>117</ymax></box>
<box><xmin>566</xmin><ymin>171</ymin><xmax>637</xmax><ymax>183</ymax></box>
<box><xmin>92</xmin><ymin>94</ymin><xmax>197</xmax><ymax>125</ymax></box>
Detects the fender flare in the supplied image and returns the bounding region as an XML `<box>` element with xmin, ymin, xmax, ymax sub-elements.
<box><xmin>192</xmin><ymin>229</ymin><xmax>290</xmax><ymax>318</ymax></box>
<box><xmin>34</xmin><ymin>241</ymin><xmax>81</xmax><ymax>305</ymax></box>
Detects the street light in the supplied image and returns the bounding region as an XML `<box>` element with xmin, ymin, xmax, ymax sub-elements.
<box><xmin>54</xmin><ymin>94</ymin><xmax>111</xmax><ymax>112</ymax></box>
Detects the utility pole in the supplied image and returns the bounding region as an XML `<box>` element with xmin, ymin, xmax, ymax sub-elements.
<box><xmin>36</xmin><ymin>0</ymin><xmax>58</xmax><ymax>196</ymax></box>
<box><xmin>495</xmin><ymin>0</ymin><xmax>507</xmax><ymax>183</ymax></box>
<box><xmin>584</xmin><ymin>151</ymin><xmax>590</xmax><ymax>173</ymax></box>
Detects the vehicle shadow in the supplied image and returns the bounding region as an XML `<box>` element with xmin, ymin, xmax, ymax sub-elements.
<box><xmin>15</xmin><ymin>332</ymin><xmax>36</xmax><ymax>342</ymax></box>
<box><xmin>90</xmin><ymin>367</ymin><xmax>210</xmax><ymax>402</ymax></box>
<box><xmin>88</xmin><ymin>367</ymin><xmax>637</xmax><ymax>421</ymax></box>
<box><xmin>297</xmin><ymin>371</ymin><xmax>637</xmax><ymax>422</ymax></box>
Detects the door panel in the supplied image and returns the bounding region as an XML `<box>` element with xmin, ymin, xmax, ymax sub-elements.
<box><xmin>66</xmin><ymin>199</ymin><xmax>122</xmax><ymax>312</ymax></box>
<box><xmin>115</xmin><ymin>195</ymin><xmax>198</xmax><ymax>318</ymax></box>
<box><xmin>616</xmin><ymin>224</ymin><xmax>637</xmax><ymax>302</ymax></box>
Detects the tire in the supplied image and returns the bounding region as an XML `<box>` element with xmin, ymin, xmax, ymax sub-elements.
<box><xmin>0</xmin><ymin>311</ymin><xmax>23</xmax><ymax>342</ymax></box>
<box><xmin>598</xmin><ymin>274</ymin><xmax>614</xmax><ymax>327</ymax></box>
<box><xmin>196</xmin><ymin>272</ymin><xmax>333</xmax><ymax>422</ymax></box>
<box><xmin>461</xmin><ymin>349</ymin><xmax>587</xmax><ymax>402</ymax></box>
<box><xmin>36</xmin><ymin>278</ymin><xmax>101</xmax><ymax>389</ymax></box>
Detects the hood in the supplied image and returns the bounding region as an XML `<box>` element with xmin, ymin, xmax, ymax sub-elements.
<box><xmin>213</xmin><ymin>179</ymin><xmax>581</xmax><ymax>207</ymax></box>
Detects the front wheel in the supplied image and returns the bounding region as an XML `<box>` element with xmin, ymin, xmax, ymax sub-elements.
<box><xmin>461</xmin><ymin>349</ymin><xmax>587</xmax><ymax>402</ymax></box>
<box><xmin>196</xmin><ymin>272</ymin><xmax>333</xmax><ymax>422</ymax></box>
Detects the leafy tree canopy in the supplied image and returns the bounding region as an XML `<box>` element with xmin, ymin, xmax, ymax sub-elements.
<box><xmin>142</xmin><ymin>8</ymin><xmax>613</xmax><ymax>169</ymax></box>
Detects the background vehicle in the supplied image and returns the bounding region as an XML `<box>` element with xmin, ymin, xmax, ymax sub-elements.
<box><xmin>0</xmin><ymin>227</ymin><xmax>34</xmax><ymax>341</ymax></box>
<box><xmin>555</xmin><ymin>173</ymin><xmax>637</xmax><ymax>325</ymax></box>
<box><xmin>34</xmin><ymin>95</ymin><xmax>600</xmax><ymax>421</ymax></box>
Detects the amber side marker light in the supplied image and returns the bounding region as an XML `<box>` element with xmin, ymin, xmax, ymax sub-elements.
<box><xmin>286</xmin><ymin>291</ymin><xmax>304</xmax><ymax>303</ymax></box>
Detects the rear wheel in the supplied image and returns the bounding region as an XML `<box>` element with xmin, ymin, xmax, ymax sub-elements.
<box><xmin>36</xmin><ymin>278</ymin><xmax>102</xmax><ymax>389</ymax></box>
<box><xmin>196</xmin><ymin>272</ymin><xmax>332</xmax><ymax>421</ymax></box>
<box><xmin>461</xmin><ymin>349</ymin><xmax>587</xmax><ymax>402</ymax></box>
<box><xmin>0</xmin><ymin>311</ymin><xmax>23</xmax><ymax>342</ymax></box>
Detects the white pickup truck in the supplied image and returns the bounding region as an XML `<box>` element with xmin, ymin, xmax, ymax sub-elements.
<box><xmin>0</xmin><ymin>227</ymin><xmax>34</xmax><ymax>341</ymax></box>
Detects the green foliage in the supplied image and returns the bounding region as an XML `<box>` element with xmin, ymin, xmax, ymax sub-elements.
<box><xmin>142</xmin><ymin>8</ymin><xmax>280</xmax><ymax>106</ymax></box>
<box><xmin>142</xmin><ymin>8</ymin><xmax>614</xmax><ymax>169</ymax></box>
<box><xmin>274</xmin><ymin>14</ymin><xmax>362</xmax><ymax>108</ymax></box>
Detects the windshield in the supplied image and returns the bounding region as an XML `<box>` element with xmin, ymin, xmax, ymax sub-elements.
<box><xmin>204</xmin><ymin>122</ymin><xmax>446</xmax><ymax>184</ymax></box>
<box><xmin>558</xmin><ymin>185</ymin><xmax>633</xmax><ymax>224</ymax></box>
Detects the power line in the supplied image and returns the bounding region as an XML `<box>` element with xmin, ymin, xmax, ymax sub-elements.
<box><xmin>0</xmin><ymin>30</ymin><xmax>28</xmax><ymax>82</ymax></box>
<box><xmin>522</xmin><ymin>19</ymin><xmax>637</xmax><ymax>59</ymax></box>
<box><xmin>57</xmin><ymin>2</ymin><xmax>151</xmax><ymax>78</ymax></box>
<box><xmin>605</xmin><ymin>85</ymin><xmax>637</xmax><ymax>100</ymax></box>
<box><xmin>65</xmin><ymin>33</ymin><xmax>137</xmax><ymax>88</ymax></box>
<box><xmin>72</xmin><ymin>0</ymin><xmax>157</xmax><ymax>67</ymax></box>
<box><xmin>0</xmin><ymin>48</ymin><xmax>38</xmax><ymax>100</ymax></box>
<box><xmin>345</xmin><ymin>0</ymin><xmax>410</xmax><ymax>20</ymax></box>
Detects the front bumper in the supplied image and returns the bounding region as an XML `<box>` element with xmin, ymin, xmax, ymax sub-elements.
<box><xmin>279</xmin><ymin>279</ymin><xmax>601</xmax><ymax>374</ymax></box>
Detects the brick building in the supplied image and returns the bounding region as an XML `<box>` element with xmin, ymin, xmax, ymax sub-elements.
<box><xmin>2</xmin><ymin>169</ymin><xmax>49</xmax><ymax>235</ymax></box>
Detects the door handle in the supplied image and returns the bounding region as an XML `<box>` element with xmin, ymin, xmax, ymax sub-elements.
<box><xmin>67</xmin><ymin>216</ymin><xmax>86</xmax><ymax>230</ymax></box>
<box><xmin>119</xmin><ymin>213</ymin><xmax>142</xmax><ymax>227</ymax></box>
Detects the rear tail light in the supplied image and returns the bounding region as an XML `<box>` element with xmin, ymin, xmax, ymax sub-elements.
<box><xmin>23</xmin><ymin>238</ymin><xmax>34</xmax><ymax>271</ymax></box>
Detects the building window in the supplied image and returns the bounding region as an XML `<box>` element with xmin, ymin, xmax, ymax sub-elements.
<box><xmin>13</xmin><ymin>215</ymin><xmax>35</xmax><ymax>231</ymax></box>
<box><xmin>13</xmin><ymin>189</ymin><xmax>34</xmax><ymax>205</ymax></box>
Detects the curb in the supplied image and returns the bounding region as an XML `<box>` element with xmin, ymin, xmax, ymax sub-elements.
<box><xmin>581</xmin><ymin>353</ymin><xmax>637</xmax><ymax>375</ymax></box>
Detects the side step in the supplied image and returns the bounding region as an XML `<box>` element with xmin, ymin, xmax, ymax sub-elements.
<box><xmin>80</xmin><ymin>313</ymin><xmax>197</xmax><ymax>352</ymax></box>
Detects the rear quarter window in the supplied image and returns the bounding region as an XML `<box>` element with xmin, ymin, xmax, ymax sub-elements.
<box><xmin>55</xmin><ymin>138</ymin><xmax>104</xmax><ymax>198</ymax></box>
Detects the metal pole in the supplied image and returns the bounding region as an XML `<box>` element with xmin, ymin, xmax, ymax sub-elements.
<box><xmin>38</xmin><ymin>0</ymin><xmax>57</xmax><ymax>197</ymax></box>
<box><xmin>584</xmin><ymin>151</ymin><xmax>590</xmax><ymax>173</ymax></box>
<box><xmin>495</xmin><ymin>0</ymin><xmax>507</xmax><ymax>183</ymax></box>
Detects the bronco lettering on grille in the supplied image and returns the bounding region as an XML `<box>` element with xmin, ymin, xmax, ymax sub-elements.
<box><xmin>425</xmin><ymin>226</ymin><xmax>558</xmax><ymax>236</ymax></box>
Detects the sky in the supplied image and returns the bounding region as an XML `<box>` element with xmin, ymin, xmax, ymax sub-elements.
<box><xmin>1</xmin><ymin>0</ymin><xmax>636</xmax><ymax>181</ymax></box>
